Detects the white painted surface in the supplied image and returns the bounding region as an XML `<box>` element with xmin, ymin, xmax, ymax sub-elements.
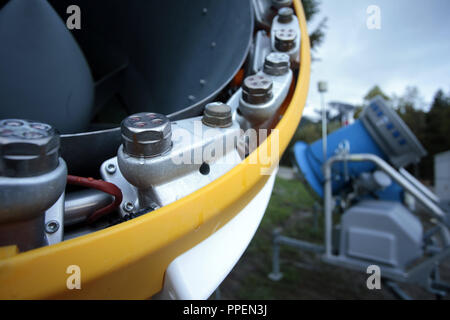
<box><xmin>154</xmin><ymin>168</ymin><xmax>278</xmax><ymax>300</ymax></box>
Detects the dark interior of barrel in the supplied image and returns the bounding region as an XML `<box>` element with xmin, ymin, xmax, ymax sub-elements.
<box><xmin>0</xmin><ymin>0</ymin><xmax>253</xmax><ymax>175</ymax></box>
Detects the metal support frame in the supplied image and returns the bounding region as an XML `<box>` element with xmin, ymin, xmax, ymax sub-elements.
<box><xmin>323</xmin><ymin>155</ymin><xmax>450</xmax><ymax>290</ymax></box>
<box><xmin>383</xmin><ymin>280</ymin><xmax>413</xmax><ymax>300</ymax></box>
<box><xmin>268</xmin><ymin>227</ymin><xmax>324</xmax><ymax>281</ymax></box>
<box><xmin>399</xmin><ymin>167</ymin><xmax>440</xmax><ymax>204</ymax></box>
<box><xmin>268</xmin><ymin>228</ymin><xmax>284</xmax><ymax>281</ymax></box>
<box><xmin>269</xmin><ymin>153</ymin><xmax>450</xmax><ymax>298</ymax></box>
<box><xmin>323</xmin><ymin>153</ymin><xmax>448</xmax><ymax>259</ymax></box>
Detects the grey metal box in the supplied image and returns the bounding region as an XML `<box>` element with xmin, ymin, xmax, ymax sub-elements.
<box><xmin>340</xmin><ymin>201</ymin><xmax>423</xmax><ymax>269</ymax></box>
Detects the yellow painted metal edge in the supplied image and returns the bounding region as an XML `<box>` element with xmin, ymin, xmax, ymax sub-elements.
<box><xmin>0</xmin><ymin>0</ymin><xmax>310</xmax><ymax>299</ymax></box>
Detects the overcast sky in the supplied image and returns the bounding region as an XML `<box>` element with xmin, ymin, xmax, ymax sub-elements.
<box><xmin>303</xmin><ymin>0</ymin><xmax>450</xmax><ymax>119</ymax></box>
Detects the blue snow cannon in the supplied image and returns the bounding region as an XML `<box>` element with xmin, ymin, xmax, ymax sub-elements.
<box><xmin>293</xmin><ymin>96</ymin><xmax>427</xmax><ymax>199</ymax></box>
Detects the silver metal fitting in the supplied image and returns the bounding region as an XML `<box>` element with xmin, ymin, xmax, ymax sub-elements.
<box><xmin>122</xmin><ymin>201</ymin><xmax>135</xmax><ymax>213</ymax></box>
<box><xmin>278</xmin><ymin>7</ymin><xmax>294</xmax><ymax>23</ymax></box>
<box><xmin>271</xmin><ymin>0</ymin><xmax>293</xmax><ymax>9</ymax></box>
<box><xmin>242</xmin><ymin>75</ymin><xmax>273</xmax><ymax>105</ymax></box>
<box><xmin>45</xmin><ymin>220</ymin><xmax>60</xmax><ymax>234</ymax></box>
<box><xmin>264</xmin><ymin>52</ymin><xmax>291</xmax><ymax>76</ymax></box>
<box><xmin>0</xmin><ymin>119</ymin><xmax>60</xmax><ymax>177</ymax></box>
<box><xmin>106</xmin><ymin>163</ymin><xmax>117</xmax><ymax>175</ymax></box>
<box><xmin>109</xmin><ymin>116</ymin><xmax>242</xmax><ymax>216</ymax></box>
<box><xmin>121</xmin><ymin>113</ymin><xmax>172</xmax><ymax>158</ymax></box>
<box><xmin>202</xmin><ymin>103</ymin><xmax>233</xmax><ymax>128</ymax></box>
<box><xmin>0</xmin><ymin>119</ymin><xmax>67</xmax><ymax>251</ymax></box>
<box><xmin>274</xmin><ymin>29</ymin><xmax>297</xmax><ymax>52</ymax></box>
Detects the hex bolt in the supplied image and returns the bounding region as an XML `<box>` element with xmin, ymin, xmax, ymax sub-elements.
<box><xmin>274</xmin><ymin>29</ymin><xmax>297</xmax><ymax>52</ymax></box>
<box><xmin>121</xmin><ymin>113</ymin><xmax>172</xmax><ymax>158</ymax></box>
<box><xmin>264</xmin><ymin>52</ymin><xmax>291</xmax><ymax>76</ymax></box>
<box><xmin>0</xmin><ymin>119</ymin><xmax>59</xmax><ymax>177</ymax></box>
<box><xmin>123</xmin><ymin>202</ymin><xmax>135</xmax><ymax>213</ymax></box>
<box><xmin>278</xmin><ymin>7</ymin><xmax>294</xmax><ymax>23</ymax></box>
<box><xmin>242</xmin><ymin>74</ymin><xmax>273</xmax><ymax>105</ymax></box>
<box><xmin>45</xmin><ymin>220</ymin><xmax>60</xmax><ymax>234</ymax></box>
<box><xmin>271</xmin><ymin>0</ymin><xmax>293</xmax><ymax>9</ymax></box>
<box><xmin>202</xmin><ymin>102</ymin><xmax>233</xmax><ymax>128</ymax></box>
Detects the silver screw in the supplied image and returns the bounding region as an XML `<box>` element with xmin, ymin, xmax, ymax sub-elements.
<box><xmin>242</xmin><ymin>75</ymin><xmax>273</xmax><ymax>104</ymax></box>
<box><xmin>202</xmin><ymin>102</ymin><xmax>233</xmax><ymax>128</ymax></box>
<box><xmin>274</xmin><ymin>29</ymin><xmax>297</xmax><ymax>52</ymax></box>
<box><xmin>278</xmin><ymin>7</ymin><xmax>294</xmax><ymax>23</ymax></box>
<box><xmin>121</xmin><ymin>113</ymin><xmax>172</xmax><ymax>158</ymax></box>
<box><xmin>45</xmin><ymin>220</ymin><xmax>60</xmax><ymax>234</ymax></box>
<box><xmin>123</xmin><ymin>202</ymin><xmax>135</xmax><ymax>213</ymax></box>
<box><xmin>106</xmin><ymin>163</ymin><xmax>116</xmax><ymax>174</ymax></box>
<box><xmin>264</xmin><ymin>52</ymin><xmax>290</xmax><ymax>75</ymax></box>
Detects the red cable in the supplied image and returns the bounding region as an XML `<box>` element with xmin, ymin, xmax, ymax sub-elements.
<box><xmin>67</xmin><ymin>175</ymin><xmax>123</xmax><ymax>224</ymax></box>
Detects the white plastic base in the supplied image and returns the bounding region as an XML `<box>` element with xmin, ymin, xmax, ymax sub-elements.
<box><xmin>153</xmin><ymin>167</ymin><xmax>278</xmax><ymax>300</ymax></box>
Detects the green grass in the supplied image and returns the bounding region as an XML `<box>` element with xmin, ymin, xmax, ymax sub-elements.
<box><xmin>261</xmin><ymin>177</ymin><xmax>315</xmax><ymax>228</ymax></box>
<box><xmin>244</xmin><ymin>177</ymin><xmax>319</xmax><ymax>257</ymax></box>
<box><xmin>229</xmin><ymin>176</ymin><xmax>324</xmax><ymax>299</ymax></box>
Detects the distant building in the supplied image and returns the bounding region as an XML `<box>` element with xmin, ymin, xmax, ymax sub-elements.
<box><xmin>328</xmin><ymin>102</ymin><xmax>356</xmax><ymax>126</ymax></box>
<box><xmin>435</xmin><ymin>151</ymin><xmax>450</xmax><ymax>211</ymax></box>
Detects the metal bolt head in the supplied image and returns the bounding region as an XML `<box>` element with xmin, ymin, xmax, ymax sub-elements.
<box><xmin>243</xmin><ymin>75</ymin><xmax>273</xmax><ymax>94</ymax></box>
<box><xmin>106</xmin><ymin>163</ymin><xmax>116</xmax><ymax>175</ymax></box>
<box><xmin>121</xmin><ymin>113</ymin><xmax>172</xmax><ymax>158</ymax></box>
<box><xmin>274</xmin><ymin>29</ymin><xmax>297</xmax><ymax>52</ymax></box>
<box><xmin>272</xmin><ymin>0</ymin><xmax>292</xmax><ymax>9</ymax></box>
<box><xmin>202</xmin><ymin>103</ymin><xmax>233</xmax><ymax>128</ymax></box>
<box><xmin>45</xmin><ymin>220</ymin><xmax>60</xmax><ymax>234</ymax></box>
<box><xmin>264</xmin><ymin>52</ymin><xmax>290</xmax><ymax>75</ymax></box>
<box><xmin>278</xmin><ymin>7</ymin><xmax>294</xmax><ymax>23</ymax></box>
<box><xmin>123</xmin><ymin>201</ymin><xmax>135</xmax><ymax>213</ymax></box>
<box><xmin>242</xmin><ymin>75</ymin><xmax>273</xmax><ymax>104</ymax></box>
<box><xmin>0</xmin><ymin>119</ymin><xmax>60</xmax><ymax>177</ymax></box>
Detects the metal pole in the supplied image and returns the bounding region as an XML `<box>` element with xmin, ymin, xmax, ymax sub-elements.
<box><xmin>324</xmin><ymin>158</ymin><xmax>333</xmax><ymax>257</ymax></box>
<box><xmin>268</xmin><ymin>228</ymin><xmax>283</xmax><ymax>281</ymax></box>
<box><xmin>399</xmin><ymin>167</ymin><xmax>440</xmax><ymax>204</ymax></box>
<box><xmin>268</xmin><ymin>242</ymin><xmax>283</xmax><ymax>281</ymax></box>
<box><xmin>326</xmin><ymin>154</ymin><xmax>447</xmax><ymax>222</ymax></box>
<box><xmin>321</xmin><ymin>92</ymin><xmax>327</xmax><ymax>163</ymax></box>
